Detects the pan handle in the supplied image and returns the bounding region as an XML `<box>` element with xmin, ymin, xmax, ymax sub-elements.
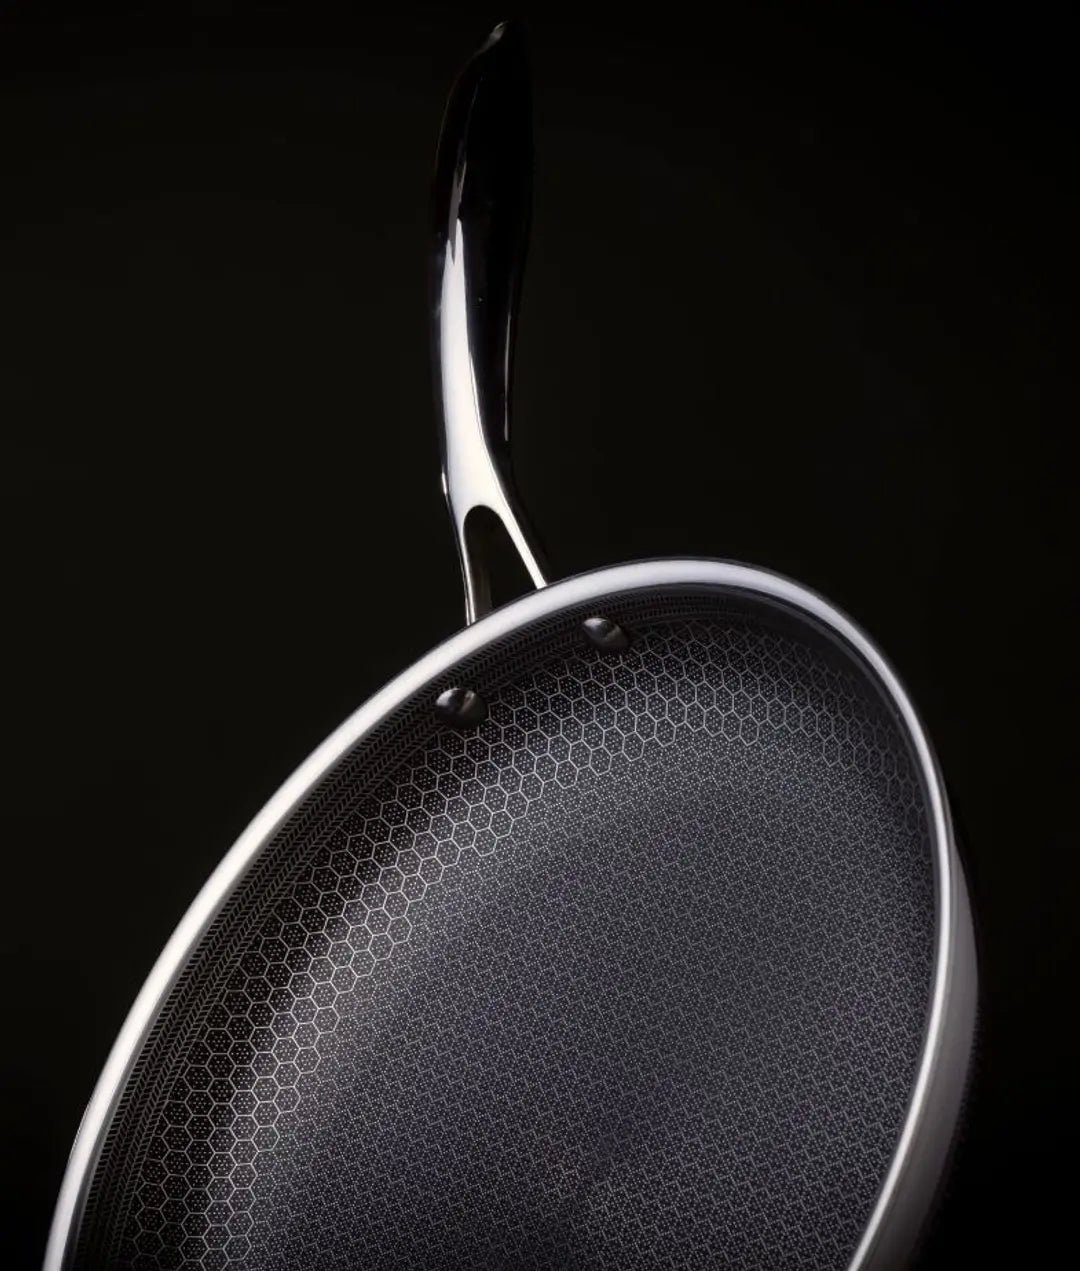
<box><xmin>431</xmin><ymin>20</ymin><xmax>547</xmax><ymax>625</ymax></box>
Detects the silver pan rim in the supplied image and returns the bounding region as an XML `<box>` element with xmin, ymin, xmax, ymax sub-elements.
<box><xmin>44</xmin><ymin>557</ymin><xmax>973</xmax><ymax>1271</ymax></box>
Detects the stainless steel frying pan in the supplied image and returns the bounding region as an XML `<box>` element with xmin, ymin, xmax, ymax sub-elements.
<box><xmin>46</xmin><ymin>22</ymin><xmax>976</xmax><ymax>1271</ymax></box>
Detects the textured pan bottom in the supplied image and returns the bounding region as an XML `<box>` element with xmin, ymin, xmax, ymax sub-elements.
<box><xmin>77</xmin><ymin>594</ymin><xmax>935</xmax><ymax>1271</ymax></box>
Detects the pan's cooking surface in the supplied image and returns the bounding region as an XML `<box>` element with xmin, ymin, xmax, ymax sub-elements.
<box><xmin>79</xmin><ymin>595</ymin><xmax>934</xmax><ymax>1270</ymax></box>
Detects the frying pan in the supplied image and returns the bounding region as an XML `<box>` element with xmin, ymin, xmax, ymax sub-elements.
<box><xmin>45</xmin><ymin>21</ymin><xmax>976</xmax><ymax>1271</ymax></box>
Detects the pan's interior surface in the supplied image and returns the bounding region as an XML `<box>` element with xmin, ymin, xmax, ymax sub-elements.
<box><xmin>74</xmin><ymin>586</ymin><xmax>936</xmax><ymax>1271</ymax></box>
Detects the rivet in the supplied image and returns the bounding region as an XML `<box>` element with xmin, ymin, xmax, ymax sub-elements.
<box><xmin>434</xmin><ymin>685</ymin><xmax>488</xmax><ymax>728</ymax></box>
<box><xmin>582</xmin><ymin>615</ymin><xmax>631</xmax><ymax>653</ymax></box>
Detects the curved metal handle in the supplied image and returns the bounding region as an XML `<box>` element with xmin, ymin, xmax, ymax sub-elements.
<box><xmin>432</xmin><ymin>20</ymin><xmax>547</xmax><ymax>625</ymax></box>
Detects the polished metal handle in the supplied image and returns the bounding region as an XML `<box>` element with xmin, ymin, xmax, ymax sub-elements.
<box><xmin>432</xmin><ymin>20</ymin><xmax>547</xmax><ymax>626</ymax></box>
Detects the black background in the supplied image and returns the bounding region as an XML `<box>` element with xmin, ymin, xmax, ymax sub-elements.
<box><xmin>2</xmin><ymin>2</ymin><xmax>1075</xmax><ymax>1267</ymax></box>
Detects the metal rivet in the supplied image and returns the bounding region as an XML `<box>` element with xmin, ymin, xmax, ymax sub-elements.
<box><xmin>582</xmin><ymin>615</ymin><xmax>631</xmax><ymax>652</ymax></box>
<box><xmin>434</xmin><ymin>685</ymin><xmax>488</xmax><ymax>728</ymax></box>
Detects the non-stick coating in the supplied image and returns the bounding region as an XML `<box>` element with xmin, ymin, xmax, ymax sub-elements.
<box><xmin>74</xmin><ymin>589</ymin><xmax>935</xmax><ymax>1270</ymax></box>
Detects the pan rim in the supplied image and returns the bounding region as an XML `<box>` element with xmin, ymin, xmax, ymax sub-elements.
<box><xmin>44</xmin><ymin>556</ymin><xmax>971</xmax><ymax>1271</ymax></box>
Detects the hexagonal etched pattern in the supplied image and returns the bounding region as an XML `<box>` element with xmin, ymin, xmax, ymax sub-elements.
<box><xmin>103</xmin><ymin>612</ymin><xmax>934</xmax><ymax>1270</ymax></box>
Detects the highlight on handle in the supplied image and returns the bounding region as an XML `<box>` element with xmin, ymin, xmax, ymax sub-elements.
<box><xmin>431</xmin><ymin>20</ymin><xmax>547</xmax><ymax>625</ymax></box>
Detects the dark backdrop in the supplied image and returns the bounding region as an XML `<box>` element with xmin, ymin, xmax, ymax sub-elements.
<box><xmin>3</xmin><ymin>3</ymin><xmax>1074</xmax><ymax>1267</ymax></box>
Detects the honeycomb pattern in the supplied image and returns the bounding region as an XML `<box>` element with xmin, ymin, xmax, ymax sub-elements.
<box><xmin>96</xmin><ymin>607</ymin><xmax>934</xmax><ymax>1270</ymax></box>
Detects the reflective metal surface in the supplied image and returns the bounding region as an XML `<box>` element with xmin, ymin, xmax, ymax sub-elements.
<box><xmin>44</xmin><ymin>558</ymin><xmax>976</xmax><ymax>1271</ymax></box>
<box><xmin>432</xmin><ymin>20</ymin><xmax>547</xmax><ymax>624</ymax></box>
